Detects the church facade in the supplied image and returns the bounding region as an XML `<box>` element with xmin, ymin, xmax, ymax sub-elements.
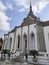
<box><xmin>3</xmin><ymin>4</ymin><xmax>49</xmax><ymax>54</ymax></box>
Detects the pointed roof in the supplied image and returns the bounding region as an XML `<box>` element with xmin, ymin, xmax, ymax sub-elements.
<box><xmin>28</xmin><ymin>0</ymin><xmax>37</xmax><ymax>18</ymax></box>
<box><xmin>21</xmin><ymin>1</ymin><xmax>37</xmax><ymax>26</ymax></box>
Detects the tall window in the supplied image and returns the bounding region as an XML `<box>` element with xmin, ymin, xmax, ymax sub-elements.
<box><xmin>18</xmin><ymin>35</ymin><xmax>20</xmax><ymax>49</ymax></box>
<box><xmin>25</xmin><ymin>39</ymin><xmax>27</xmax><ymax>49</ymax></box>
<box><xmin>24</xmin><ymin>34</ymin><xmax>27</xmax><ymax>49</ymax></box>
<box><xmin>30</xmin><ymin>32</ymin><xmax>35</xmax><ymax>50</ymax></box>
<box><xmin>10</xmin><ymin>37</ymin><xmax>12</xmax><ymax>50</ymax></box>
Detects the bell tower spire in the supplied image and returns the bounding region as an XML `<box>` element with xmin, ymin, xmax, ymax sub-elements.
<box><xmin>29</xmin><ymin>0</ymin><xmax>33</xmax><ymax>14</ymax></box>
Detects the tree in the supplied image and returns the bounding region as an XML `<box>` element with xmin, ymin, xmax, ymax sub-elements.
<box><xmin>29</xmin><ymin>49</ymin><xmax>39</xmax><ymax>62</ymax></box>
<box><xmin>0</xmin><ymin>38</ymin><xmax>3</xmax><ymax>50</ymax></box>
<box><xmin>1</xmin><ymin>49</ymin><xmax>10</xmax><ymax>60</ymax></box>
<box><xmin>0</xmin><ymin>38</ymin><xmax>3</xmax><ymax>43</ymax></box>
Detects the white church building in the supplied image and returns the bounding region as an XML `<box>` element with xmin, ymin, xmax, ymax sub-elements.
<box><xmin>3</xmin><ymin>3</ymin><xmax>49</xmax><ymax>55</ymax></box>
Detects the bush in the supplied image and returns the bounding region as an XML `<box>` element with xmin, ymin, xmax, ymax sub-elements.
<box><xmin>29</xmin><ymin>49</ymin><xmax>39</xmax><ymax>59</ymax></box>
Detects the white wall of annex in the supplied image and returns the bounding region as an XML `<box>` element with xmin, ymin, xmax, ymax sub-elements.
<box><xmin>44</xmin><ymin>26</ymin><xmax>49</xmax><ymax>52</ymax></box>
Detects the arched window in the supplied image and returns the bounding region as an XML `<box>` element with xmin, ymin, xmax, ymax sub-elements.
<box><xmin>24</xmin><ymin>34</ymin><xmax>27</xmax><ymax>49</ymax></box>
<box><xmin>10</xmin><ymin>37</ymin><xmax>12</xmax><ymax>50</ymax></box>
<box><xmin>30</xmin><ymin>32</ymin><xmax>35</xmax><ymax>50</ymax></box>
<box><xmin>18</xmin><ymin>35</ymin><xmax>20</xmax><ymax>49</ymax></box>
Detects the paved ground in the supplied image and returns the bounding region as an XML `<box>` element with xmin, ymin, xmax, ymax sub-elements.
<box><xmin>0</xmin><ymin>60</ymin><xmax>49</xmax><ymax>65</ymax></box>
<box><xmin>0</xmin><ymin>61</ymin><xmax>47</xmax><ymax>65</ymax></box>
<box><xmin>0</xmin><ymin>61</ymin><xmax>34</xmax><ymax>65</ymax></box>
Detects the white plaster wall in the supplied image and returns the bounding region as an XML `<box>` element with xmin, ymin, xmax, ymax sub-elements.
<box><xmin>14</xmin><ymin>27</ymin><xmax>21</xmax><ymax>51</ymax></box>
<box><xmin>8</xmin><ymin>32</ymin><xmax>14</xmax><ymax>51</ymax></box>
<box><xmin>4</xmin><ymin>35</ymin><xmax>8</xmax><ymax>49</ymax></box>
<box><xmin>22</xmin><ymin>26</ymin><xmax>28</xmax><ymax>51</ymax></box>
<box><xmin>44</xmin><ymin>26</ymin><xmax>49</xmax><ymax>52</ymax></box>
<box><xmin>29</xmin><ymin>24</ymin><xmax>37</xmax><ymax>50</ymax></box>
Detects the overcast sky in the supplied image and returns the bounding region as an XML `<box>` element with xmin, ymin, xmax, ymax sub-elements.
<box><xmin>0</xmin><ymin>0</ymin><xmax>49</xmax><ymax>35</ymax></box>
